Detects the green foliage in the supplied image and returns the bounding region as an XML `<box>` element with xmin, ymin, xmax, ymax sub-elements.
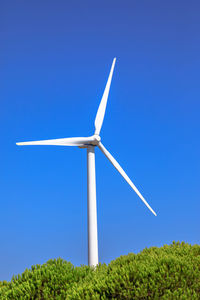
<box><xmin>0</xmin><ymin>242</ymin><xmax>200</xmax><ymax>299</ymax></box>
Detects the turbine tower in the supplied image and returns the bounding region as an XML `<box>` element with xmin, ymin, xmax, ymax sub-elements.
<box><xmin>16</xmin><ymin>58</ymin><xmax>157</xmax><ymax>267</ymax></box>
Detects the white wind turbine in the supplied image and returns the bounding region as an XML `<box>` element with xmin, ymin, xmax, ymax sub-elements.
<box><xmin>16</xmin><ymin>58</ymin><xmax>157</xmax><ymax>267</ymax></box>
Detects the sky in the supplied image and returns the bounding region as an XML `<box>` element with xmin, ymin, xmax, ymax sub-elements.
<box><xmin>1</xmin><ymin>0</ymin><xmax>200</xmax><ymax>280</ymax></box>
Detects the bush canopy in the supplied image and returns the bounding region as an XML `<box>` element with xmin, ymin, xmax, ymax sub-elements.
<box><xmin>0</xmin><ymin>242</ymin><xmax>199</xmax><ymax>299</ymax></box>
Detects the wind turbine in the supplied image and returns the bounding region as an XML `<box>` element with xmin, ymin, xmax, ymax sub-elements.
<box><xmin>16</xmin><ymin>58</ymin><xmax>157</xmax><ymax>267</ymax></box>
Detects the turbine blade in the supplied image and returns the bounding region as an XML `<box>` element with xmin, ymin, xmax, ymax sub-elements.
<box><xmin>16</xmin><ymin>136</ymin><xmax>93</xmax><ymax>146</ymax></box>
<box><xmin>94</xmin><ymin>58</ymin><xmax>116</xmax><ymax>135</ymax></box>
<box><xmin>98</xmin><ymin>143</ymin><xmax>157</xmax><ymax>216</ymax></box>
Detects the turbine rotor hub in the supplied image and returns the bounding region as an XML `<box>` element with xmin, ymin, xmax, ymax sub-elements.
<box><xmin>91</xmin><ymin>134</ymin><xmax>101</xmax><ymax>146</ymax></box>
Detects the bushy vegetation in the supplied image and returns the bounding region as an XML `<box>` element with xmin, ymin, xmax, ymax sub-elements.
<box><xmin>0</xmin><ymin>242</ymin><xmax>199</xmax><ymax>299</ymax></box>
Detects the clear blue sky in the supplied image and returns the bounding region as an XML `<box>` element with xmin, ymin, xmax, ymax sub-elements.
<box><xmin>1</xmin><ymin>0</ymin><xmax>200</xmax><ymax>280</ymax></box>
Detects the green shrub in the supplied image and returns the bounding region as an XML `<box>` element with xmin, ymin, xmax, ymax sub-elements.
<box><xmin>0</xmin><ymin>242</ymin><xmax>199</xmax><ymax>299</ymax></box>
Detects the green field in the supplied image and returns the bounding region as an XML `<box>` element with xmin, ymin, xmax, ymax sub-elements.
<box><xmin>0</xmin><ymin>242</ymin><xmax>199</xmax><ymax>299</ymax></box>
